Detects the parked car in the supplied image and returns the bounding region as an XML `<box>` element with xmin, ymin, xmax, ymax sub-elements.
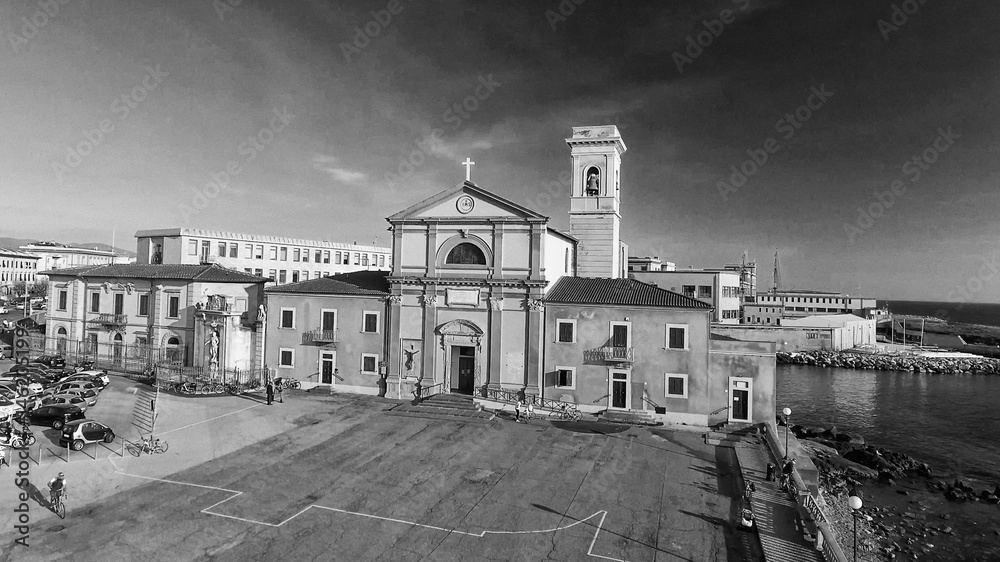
<box><xmin>56</xmin><ymin>387</ymin><xmax>98</xmax><ymax>407</ymax></box>
<box><xmin>59</xmin><ymin>419</ymin><xmax>116</xmax><ymax>451</ymax></box>
<box><xmin>30</xmin><ymin>355</ymin><xmax>66</xmax><ymax>369</ymax></box>
<box><xmin>26</xmin><ymin>403</ymin><xmax>86</xmax><ymax>429</ymax></box>
<box><xmin>47</xmin><ymin>381</ymin><xmax>100</xmax><ymax>395</ymax></box>
<box><xmin>0</xmin><ymin>342</ymin><xmax>11</xmax><ymax>358</ymax></box>
<box><xmin>0</xmin><ymin>387</ymin><xmax>40</xmax><ymax>412</ymax></box>
<box><xmin>40</xmin><ymin>393</ymin><xmax>89</xmax><ymax>412</ymax></box>
<box><xmin>0</xmin><ymin>397</ymin><xmax>24</xmax><ymax>419</ymax></box>
<box><xmin>0</xmin><ymin>379</ymin><xmax>42</xmax><ymax>396</ymax></box>
<box><xmin>58</xmin><ymin>371</ymin><xmax>110</xmax><ymax>388</ymax></box>
<box><xmin>0</xmin><ymin>306</ymin><xmax>10</xmax><ymax>314</ymax></box>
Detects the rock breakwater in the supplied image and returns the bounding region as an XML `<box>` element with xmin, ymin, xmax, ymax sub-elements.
<box><xmin>776</xmin><ymin>350</ymin><xmax>1000</xmax><ymax>374</ymax></box>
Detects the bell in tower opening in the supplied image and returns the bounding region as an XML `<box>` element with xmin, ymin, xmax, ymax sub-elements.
<box><xmin>586</xmin><ymin>167</ymin><xmax>600</xmax><ymax>196</ymax></box>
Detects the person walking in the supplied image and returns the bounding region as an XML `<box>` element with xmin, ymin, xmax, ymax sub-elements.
<box><xmin>514</xmin><ymin>388</ymin><xmax>527</xmax><ymax>423</ymax></box>
<box><xmin>265</xmin><ymin>380</ymin><xmax>274</xmax><ymax>405</ymax></box>
<box><xmin>276</xmin><ymin>379</ymin><xmax>283</xmax><ymax>403</ymax></box>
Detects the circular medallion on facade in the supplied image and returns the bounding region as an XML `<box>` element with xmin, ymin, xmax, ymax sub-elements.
<box><xmin>456</xmin><ymin>195</ymin><xmax>475</xmax><ymax>214</ymax></box>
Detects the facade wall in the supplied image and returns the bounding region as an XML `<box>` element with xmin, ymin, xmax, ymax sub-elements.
<box><xmin>631</xmin><ymin>270</ymin><xmax>742</xmax><ymax>324</ymax></box>
<box><xmin>712</xmin><ymin>321</ymin><xmax>875</xmax><ymax>352</ymax></box>
<box><xmin>708</xmin><ymin>340</ymin><xmax>776</xmax><ymax>425</ymax></box>
<box><xmin>0</xmin><ymin>251</ymin><xmax>41</xmax><ymax>295</ymax></box>
<box><xmin>264</xmin><ymin>292</ymin><xmax>386</xmax><ymax>393</ymax></box>
<box><xmin>542</xmin><ymin>303</ymin><xmax>712</xmax><ymax>421</ymax></box>
<box><xmin>542</xmin><ymin>231</ymin><xmax>575</xmax><ymax>292</ymax></box>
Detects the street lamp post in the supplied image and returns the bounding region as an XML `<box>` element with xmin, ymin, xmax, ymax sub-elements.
<box><xmin>848</xmin><ymin>495</ymin><xmax>863</xmax><ymax>562</ymax></box>
<box><xmin>782</xmin><ymin>407</ymin><xmax>792</xmax><ymax>458</ymax></box>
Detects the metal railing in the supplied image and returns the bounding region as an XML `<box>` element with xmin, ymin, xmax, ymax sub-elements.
<box><xmin>91</xmin><ymin>313</ymin><xmax>127</xmax><ymax>326</ymax></box>
<box><xmin>583</xmin><ymin>346</ymin><xmax>635</xmax><ymax>363</ymax></box>
<box><xmin>301</xmin><ymin>329</ymin><xmax>339</xmax><ymax>344</ymax></box>
<box><xmin>482</xmin><ymin>386</ymin><xmax>580</xmax><ymax>414</ymax></box>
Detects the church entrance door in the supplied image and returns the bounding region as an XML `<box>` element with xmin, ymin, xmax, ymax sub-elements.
<box><xmin>454</xmin><ymin>346</ymin><xmax>475</xmax><ymax>394</ymax></box>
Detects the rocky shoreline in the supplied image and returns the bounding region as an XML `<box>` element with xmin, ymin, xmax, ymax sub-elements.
<box><xmin>777</xmin><ymin>350</ymin><xmax>1000</xmax><ymax>375</ymax></box>
<box><xmin>791</xmin><ymin>423</ymin><xmax>1000</xmax><ymax>560</ymax></box>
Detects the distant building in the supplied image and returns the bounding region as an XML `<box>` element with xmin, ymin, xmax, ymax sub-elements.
<box><xmin>42</xmin><ymin>263</ymin><xmax>268</xmax><ymax>372</ymax></box>
<box><xmin>714</xmin><ymin>313</ymin><xmax>876</xmax><ymax>352</ymax></box>
<box><xmin>629</xmin><ymin>268</ymin><xmax>743</xmax><ymax>324</ymax></box>
<box><xmin>19</xmin><ymin>242</ymin><xmax>116</xmax><ymax>283</ymax></box>
<box><xmin>748</xmin><ymin>290</ymin><xmax>878</xmax><ymax>324</ymax></box>
<box><xmin>627</xmin><ymin>256</ymin><xmax>675</xmax><ymax>272</ymax></box>
<box><xmin>0</xmin><ymin>249</ymin><xmax>41</xmax><ymax>296</ymax></box>
<box><xmin>134</xmin><ymin>228</ymin><xmax>391</xmax><ymax>285</ymax></box>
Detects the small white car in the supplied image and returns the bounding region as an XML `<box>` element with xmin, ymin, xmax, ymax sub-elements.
<box><xmin>0</xmin><ymin>397</ymin><xmax>24</xmax><ymax>419</ymax></box>
<box><xmin>40</xmin><ymin>394</ymin><xmax>89</xmax><ymax>412</ymax></box>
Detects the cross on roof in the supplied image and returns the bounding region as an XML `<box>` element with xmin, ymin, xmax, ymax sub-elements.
<box><xmin>461</xmin><ymin>158</ymin><xmax>475</xmax><ymax>181</ymax></box>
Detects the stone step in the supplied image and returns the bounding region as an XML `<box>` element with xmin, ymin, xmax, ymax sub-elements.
<box><xmin>600</xmin><ymin>410</ymin><xmax>659</xmax><ymax>426</ymax></box>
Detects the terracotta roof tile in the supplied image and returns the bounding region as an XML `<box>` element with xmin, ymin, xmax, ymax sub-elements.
<box><xmin>545</xmin><ymin>277</ymin><xmax>712</xmax><ymax>308</ymax></box>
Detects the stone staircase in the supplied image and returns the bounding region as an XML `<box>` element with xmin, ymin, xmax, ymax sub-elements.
<box><xmin>598</xmin><ymin>409</ymin><xmax>660</xmax><ymax>426</ymax></box>
<box><xmin>387</xmin><ymin>393</ymin><xmax>495</xmax><ymax>422</ymax></box>
<box><xmin>131</xmin><ymin>385</ymin><xmax>158</xmax><ymax>435</ymax></box>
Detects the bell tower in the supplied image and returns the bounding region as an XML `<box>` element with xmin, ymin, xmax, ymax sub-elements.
<box><xmin>567</xmin><ymin>125</ymin><xmax>627</xmax><ymax>278</ymax></box>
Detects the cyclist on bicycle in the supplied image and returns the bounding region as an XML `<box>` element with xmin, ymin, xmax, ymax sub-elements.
<box><xmin>514</xmin><ymin>388</ymin><xmax>527</xmax><ymax>422</ymax></box>
<box><xmin>48</xmin><ymin>472</ymin><xmax>67</xmax><ymax>505</ymax></box>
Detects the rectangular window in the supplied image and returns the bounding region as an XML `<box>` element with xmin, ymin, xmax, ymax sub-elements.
<box><xmin>244</xmin><ymin>268</ymin><xmax>252</xmax><ymax>273</ymax></box>
<box><xmin>113</xmin><ymin>293</ymin><xmax>124</xmax><ymax>315</ymax></box>
<box><xmin>269</xmin><ymin>246</ymin><xmax>278</xmax><ymax>260</ymax></box>
<box><xmin>362</xmin><ymin>254</ymin><xmax>369</xmax><ymax>266</ymax></box>
<box><xmin>379</xmin><ymin>255</ymin><xmax>385</xmax><ymax>267</ymax></box>
<box><xmin>87</xmin><ymin>333</ymin><xmax>98</xmax><ymax>354</ymax></box>
<box><xmin>610</xmin><ymin>322</ymin><xmax>630</xmax><ymax>347</ymax></box>
<box><xmin>323</xmin><ymin>251</ymin><xmax>330</xmax><ymax>264</ymax></box>
<box><xmin>335</xmin><ymin>251</ymin><xmax>342</xmax><ymax>264</ymax></box>
<box><xmin>90</xmin><ymin>292</ymin><xmax>100</xmax><ymax>313</ymax></box>
<box><xmin>138</xmin><ymin>294</ymin><xmax>149</xmax><ymax>316</ymax></box>
<box><xmin>268</xmin><ymin>269</ymin><xmax>277</xmax><ymax>280</ymax></box>
<box><xmin>58</xmin><ymin>290</ymin><xmax>67</xmax><ymax>311</ymax></box>
<box><xmin>666</xmin><ymin>324</ymin><xmax>688</xmax><ymax>350</ymax></box>
<box><xmin>301</xmin><ymin>271</ymin><xmax>309</xmax><ymax>281</ymax></box>
<box><xmin>218</xmin><ymin>242</ymin><xmax>226</xmax><ymax>256</ymax></box>
<box><xmin>361</xmin><ymin>354</ymin><xmax>378</xmax><ymax>374</ymax></box>
<box><xmin>280</xmin><ymin>246</ymin><xmax>288</xmax><ymax>261</ymax></box>
<box><xmin>343</xmin><ymin>252</ymin><xmax>350</xmax><ymax>265</ymax></box>
<box><xmin>353</xmin><ymin>253</ymin><xmax>360</xmax><ymax>265</ymax></box>
<box><xmin>201</xmin><ymin>240</ymin><xmax>210</xmax><ymax>261</ymax></box>
<box><xmin>278</xmin><ymin>270</ymin><xmax>287</xmax><ymax>284</ymax></box>
<box><xmin>665</xmin><ymin>374</ymin><xmax>688</xmax><ymax>398</ymax></box>
<box><xmin>188</xmin><ymin>240</ymin><xmax>198</xmax><ymax>255</ymax></box>
<box><xmin>682</xmin><ymin>285</ymin><xmax>695</xmax><ymax>298</ymax></box>
<box><xmin>291</xmin><ymin>271</ymin><xmax>299</xmax><ymax>283</ymax></box>
<box><xmin>303</xmin><ymin>249</ymin><xmax>310</xmax><ymax>263</ymax></box>
<box><xmin>321</xmin><ymin>310</ymin><xmax>337</xmax><ymax>331</ymax></box>
<box><xmin>280</xmin><ymin>308</ymin><xmax>295</xmax><ymax>329</ymax></box>
<box><xmin>293</xmin><ymin>248</ymin><xmax>300</xmax><ymax>262</ymax></box>
<box><xmin>556</xmin><ymin>319</ymin><xmax>576</xmax><ymax>343</ymax></box>
<box><xmin>254</xmin><ymin>268</ymin><xmax>263</xmax><ymax>277</ymax></box>
<box><xmin>698</xmin><ymin>285</ymin><xmax>712</xmax><ymax>298</ymax></box>
<box><xmin>555</xmin><ymin>366</ymin><xmax>575</xmax><ymax>389</ymax></box>
<box><xmin>255</xmin><ymin>245</ymin><xmax>264</xmax><ymax>260</ymax></box>
<box><xmin>363</xmin><ymin>311</ymin><xmax>379</xmax><ymax>333</ymax></box>
<box><xmin>230</xmin><ymin>243</ymin><xmax>238</xmax><ymax>257</ymax></box>
<box><xmin>279</xmin><ymin>348</ymin><xmax>294</xmax><ymax>368</ymax></box>
<box><xmin>315</xmin><ymin>250</ymin><xmax>322</xmax><ymax>263</ymax></box>
<box><xmin>167</xmin><ymin>295</ymin><xmax>180</xmax><ymax>318</ymax></box>
<box><xmin>245</xmin><ymin>244</ymin><xmax>253</xmax><ymax>259</ymax></box>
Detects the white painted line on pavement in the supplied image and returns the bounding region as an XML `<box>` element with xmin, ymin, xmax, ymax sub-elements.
<box><xmin>156</xmin><ymin>404</ymin><xmax>261</xmax><ymax>436</ymax></box>
<box><xmin>106</xmin><ymin>459</ymin><xmax>625</xmax><ymax>561</ymax></box>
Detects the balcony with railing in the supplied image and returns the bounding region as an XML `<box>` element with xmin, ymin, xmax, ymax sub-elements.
<box><xmin>583</xmin><ymin>346</ymin><xmax>635</xmax><ymax>363</ymax></box>
<box><xmin>302</xmin><ymin>329</ymin><xmax>339</xmax><ymax>345</ymax></box>
<box><xmin>91</xmin><ymin>313</ymin><xmax>128</xmax><ymax>327</ymax></box>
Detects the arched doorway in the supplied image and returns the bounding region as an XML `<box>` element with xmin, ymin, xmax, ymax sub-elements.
<box><xmin>435</xmin><ymin>319</ymin><xmax>484</xmax><ymax>395</ymax></box>
<box><xmin>112</xmin><ymin>332</ymin><xmax>124</xmax><ymax>364</ymax></box>
<box><xmin>56</xmin><ymin>327</ymin><xmax>67</xmax><ymax>354</ymax></box>
<box><xmin>164</xmin><ymin>335</ymin><xmax>182</xmax><ymax>364</ymax></box>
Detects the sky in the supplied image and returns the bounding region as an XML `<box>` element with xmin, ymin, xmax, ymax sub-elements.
<box><xmin>1</xmin><ymin>0</ymin><xmax>998</xmax><ymax>303</ymax></box>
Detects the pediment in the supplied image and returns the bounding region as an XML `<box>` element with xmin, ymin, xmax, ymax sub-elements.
<box><xmin>434</xmin><ymin>319</ymin><xmax>484</xmax><ymax>337</ymax></box>
<box><xmin>388</xmin><ymin>182</ymin><xmax>547</xmax><ymax>222</ymax></box>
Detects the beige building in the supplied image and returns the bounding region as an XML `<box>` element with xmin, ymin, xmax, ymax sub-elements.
<box><xmin>630</xmin><ymin>269</ymin><xmax>743</xmax><ymax>324</ymax></box>
<box><xmin>0</xmin><ymin>249</ymin><xmax>41</xmax><ymax>296</ymax></box>
<box><xmin>714</xmin><ymin>313</ymin><xmax>876</xmax><ymax>352</ymax></box>
<box><xmin>134</xmin><ymin>228</ymin><xmax>391</xmax><ymax>285</ymax></box>
<box><xmin>19</xmin><ymin>242</ymin><xmax>116</xmax><ymax>283</ymax></box>
<box><xmin>751</xmin><ymin>290</ymin><xmax>878</xmax><ymax>322</ymax></box>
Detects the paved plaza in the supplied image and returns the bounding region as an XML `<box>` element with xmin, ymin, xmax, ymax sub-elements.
<box><xmin>2</xmin><ymin>375</ymin><xmax>759</xmax><ymax>561</ymax></box>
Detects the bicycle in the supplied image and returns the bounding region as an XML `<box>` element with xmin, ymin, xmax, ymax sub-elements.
<box><xmin>49</xmin><ymin>489</ymin><xmax>66</xmax><ymax>519</ymax></box>
<box><xmin>127</xmin><ymin>436</ymin><xmax>169</xmax><ymax>456</ymax></box>
<box><xmin>200</xmin><ymin>381</ymin><xmax>225</xmax><ymax>394</ymax></box>
<box><xmin>548</xmin><ymin>404</ymin><xmax>582</xmax><ymax>422</ymax></box>
<box><xmin>174</xmin><ymin>381</ymin><xmax>198</xmax><ymax>394</ymax></box>
<box><xmin>277</xmin><ymin>378</ymin><xmax>301</xmax><ymax>390</ymax></box>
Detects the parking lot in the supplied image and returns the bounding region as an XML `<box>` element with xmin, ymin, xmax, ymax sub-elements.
<box><xmin>2</xmin><ymin>370</ymin><xmax>751</xmax><ymax>562</ymax></box>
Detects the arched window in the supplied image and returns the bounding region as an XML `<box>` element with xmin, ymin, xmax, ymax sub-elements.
<box><xmin>585</xmin><ymin>166</ymin><xmax>601</xmax><ymax>196</ymax></box>
<box><xmin>446</xmin><ymin>243</ymin><xmax>486</xmax><ymax>265</ymax></box>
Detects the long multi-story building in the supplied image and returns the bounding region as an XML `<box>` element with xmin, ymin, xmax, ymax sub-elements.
<box><xmin>134</xmin><ymin>228</ymin><xmax>391</xmax><ymax>285</ymax></box>
<box><xmin>19</xmin><ymin>242</ymin><xmax>116</xmax><ymax>283</ymax></box>
<box><xmin>746</xmin><ymin>290</ymin><xmax>878</xmax><ymax>324</ymax></box>
<box><xmin>0</xmin><ymin>249</ymin><xmax>41</xmax><ymax>296</ymax></box>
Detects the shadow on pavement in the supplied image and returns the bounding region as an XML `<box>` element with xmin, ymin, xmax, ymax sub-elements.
<box><xmin>19</xmin><ymin>480</ymin><xmax>53</xmax><ymax>511</ymax></box>
<box><xmin>530</xmin><ymin>503</ymin><xmax>696</xmax><ymax>562</ymax></box>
